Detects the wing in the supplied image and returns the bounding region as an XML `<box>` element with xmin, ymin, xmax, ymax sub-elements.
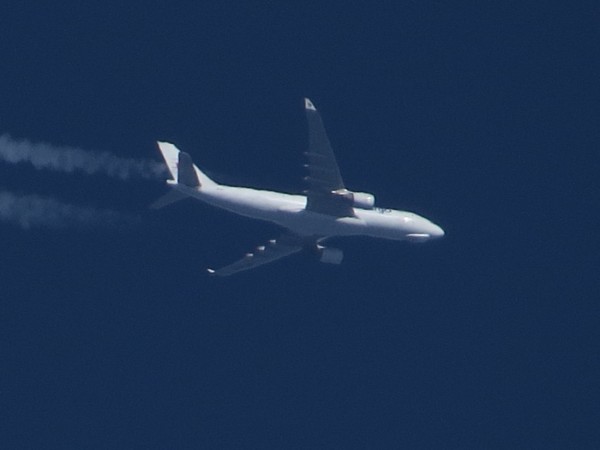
<box><xmin>207</xmin><ymin>235</ymin><xmax>303</xmax><ymax>277</ymax></box>
<box><xmin>303</xmin><ymin>98</ymin><xmax>355</xmax><ymax>217</ymax></box>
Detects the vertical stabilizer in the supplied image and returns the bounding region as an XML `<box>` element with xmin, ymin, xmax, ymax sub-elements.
<box><xmin>177</xmin><ymin>151</ymin><xmax>200</xmax><ymax>187</ymax></box>
<box><xmin>156</xmin><ymin>141</ymin><xmax>217</xmax><ymax>188</ymax></box>
<box><xmin>157</xmin><ymin>141</ymin><xmax>179</xmax><ymax>181</ymax></box>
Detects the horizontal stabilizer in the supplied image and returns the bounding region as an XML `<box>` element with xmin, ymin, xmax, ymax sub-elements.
<box><xmin>150</xmin><ymin>189</ymin><xmax>188</xmax><ymax>209</ymax></box>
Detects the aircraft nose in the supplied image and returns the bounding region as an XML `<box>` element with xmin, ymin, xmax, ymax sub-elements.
<box><xmin>429</xmin><ymin>223</ymin><xmax>445</xmax><ymax>239</ymax></box>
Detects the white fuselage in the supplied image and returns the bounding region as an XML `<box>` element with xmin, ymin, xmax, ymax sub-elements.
<box><xmin>172</xmin><ymin>182</ymin><xmax>445</xmax><ymax>242</ymax></box>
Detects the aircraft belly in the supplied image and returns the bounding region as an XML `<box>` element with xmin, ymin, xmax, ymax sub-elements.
<box><xmin>275</xmin><ymin>208</ymin><xmax>366</xmax><ymax>237</ymax></box>
<box><xmin>194</xmin><ymin>187</ymin><xmax>303</xmax><ymax>223</ymax></box>
<box><xmin>186</xmin><ymin>187</ymin><xmax>399</xmax><ymax>239</ymax></box>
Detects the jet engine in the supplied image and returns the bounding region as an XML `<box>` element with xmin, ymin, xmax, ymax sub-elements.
<box><xmin>351</xmin><ymin>192</ymin><xmax>376</xmax><ymax>209</ymax></box>
<box><xmin>332</xmin><ymin>189</ymin><xmax>376</xmax><ymax>209</ymax></box>
<box><xmin>318</xmin><ymin>246</ymin><xmax>344</xmax><ymax>265</ymax></box>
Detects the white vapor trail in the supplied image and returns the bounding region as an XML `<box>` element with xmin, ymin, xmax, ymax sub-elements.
<box><xmin>0</xmin><ymin>191</ymin><xmax>141</xmax><ymax>230</ymax></box>
<box><xmin>0</xmin><ymin>134</ymin><xmax>164</xmax><ymax>180</ymax></box>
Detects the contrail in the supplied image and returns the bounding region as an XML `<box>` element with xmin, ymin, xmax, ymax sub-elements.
<box><xmin>0</xmin><ymin>190</ymin><xmax>141</xmax><ymax>230</ymax></box>
<box><xmin>0</xmin><ymin>134</ymin><xmax>165</xmax><ymax>180</ymax></box>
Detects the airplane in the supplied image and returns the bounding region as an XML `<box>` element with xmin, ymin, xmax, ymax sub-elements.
<box><xmin>152</xmin><ymin>98</ymin><xmax>444</xmax><ymax>276</ymax></box>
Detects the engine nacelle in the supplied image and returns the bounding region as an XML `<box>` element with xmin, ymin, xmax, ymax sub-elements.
<box><xmin>318</xmin><ymin>246</ymin><xmax>344</xmax><ymax>265</ymax></box>
<box><xmin>351</xmin><ymin>192</ymin><xmax>376</xmax><ymax>209</ymax></box>
<box><xmin>332</xmin><ymin>190</ymin><xmax>376</xmax><ymax>209</ymax></box>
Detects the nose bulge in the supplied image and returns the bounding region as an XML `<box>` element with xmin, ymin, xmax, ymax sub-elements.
<box><xmin>428</xmin><ymin>222</ymin><xmax>445</xmax><ymax>238</ymax></box>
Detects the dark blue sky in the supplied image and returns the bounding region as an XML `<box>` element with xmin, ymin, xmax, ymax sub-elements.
<box><xmin>1</xmin><ymin>2</ymin><xmax>598</xmax><ymax>448</ymax></box>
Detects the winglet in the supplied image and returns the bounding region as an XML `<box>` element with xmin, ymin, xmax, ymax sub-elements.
<box><xmin>304</xmin><ymin>98</ymin><xmax>317</xmax><ymax>111</ymax></box>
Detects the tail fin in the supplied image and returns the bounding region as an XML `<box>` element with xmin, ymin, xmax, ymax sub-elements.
<box><xmin>156</xmin><ymin>141</ymin><xmax>217</xmax><ymax>188</ymax></box>
<box><xmin>156</xmin><ymin>141</ymin><xmax>180</xmax><ymax>181</ymax></box>
<box><xmin>151</xmin><ymin>141</ymin><xmax>217</xmax><ymax>209</ymax></box>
